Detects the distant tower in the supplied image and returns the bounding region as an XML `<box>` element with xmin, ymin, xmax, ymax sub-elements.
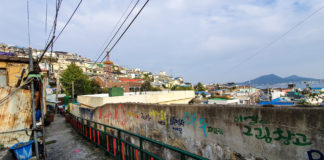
<box><xmin>103</xmin><ymin>51</ymin><xmax>114</xmax><ymax>84</ymax></box>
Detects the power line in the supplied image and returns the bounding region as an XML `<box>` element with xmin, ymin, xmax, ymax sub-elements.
<box><xmin>54</xmin><ymin>0</ymin><xmax>83</xmax><ymax>43</ymax></box>
<box><xmin>95</xmin><ymin>0</ymin><xmax>136</xmax><ymax>63</ymax></box>
<box><xmin>52</xmin><ymin>0</ymin><xmax>63</xmax><ymax>41</ymax></box>
<box><xmin>94</xmin><ymin>0</ymin><xmax>138</xmax><ymax>63</ymax></box>
<box><xmin>45</xmin><ymin>0</ymin><xmax>63</xmax><ymax>47</ymax></box>
<box><xmin>94</xmin><ymin>0</ymin><xmax>136</xmax><ymax>63</ymax></box>
<box><xmin>38</xmin><ymin>0</ymin><xmax>63</xmax><ymax>64</ymax></box>
<box><xmin>45</xmin><ymin>0</ymin><xmax>48</xmax><ymax>46</ymax></box>
<box><xmin>0</xmin><ymin>78</ymin><xmax>34</xmax><ymax>106</ymax></box>
<box><xmin>26</xmin><ymin>0</ymin><xmax>31</xmax><ymax>47</ymax></box>
<box><xmin>39</xmin><ymin>0</ymin><xmax>82</xmax><ymax>63</ymax></box>
<box><xmin>100</xmin><ymin>0</ymin><xmax>150</xmax><ymax>63</ymax></box>
<box><xmin>225</xmin><ymin>4</ymin><xmax>324</xmax><ymax>75</ymax></box>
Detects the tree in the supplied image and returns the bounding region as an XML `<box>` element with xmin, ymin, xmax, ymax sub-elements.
<box><xmin>171</xmin><ymin>85</ymin><xmax>193</xmax><ymax>91</ymax></box>
<box><xmin>141</xmin><ymin>74</ymin><xmax>162</xmax><ymax>91</ymax></box>
<box><xmin>60</xmin><ymin>63</ymin><xmax>102</xmax><ymax>96</ymax></box>
<box><xmin>194</xmin><ymin>82</ymin><xmax>206</xmax><ymax>91</ymax></box>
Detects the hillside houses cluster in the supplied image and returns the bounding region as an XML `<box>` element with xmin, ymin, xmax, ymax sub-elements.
<box><xmin>203</xmin><ymin>82</ymin><xmax>324</xmax><ymax>105</ymax></box>
<box><xmin>0</xmin><ymin>43</ymin><xmax>189</xmax><ymax>92</ymax></box>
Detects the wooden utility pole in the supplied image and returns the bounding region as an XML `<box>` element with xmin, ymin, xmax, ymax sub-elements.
<box><xmin>56</xmin><ymin>64</ymin><xmax>60</xmax><ymax>102</ymax></box>
<box><xmin>72</xmin><ymin>81</ymin><xmax>74</xmax><ymax>99</ymax></box>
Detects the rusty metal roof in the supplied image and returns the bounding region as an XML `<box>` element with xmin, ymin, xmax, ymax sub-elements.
<box><xmin>0</xmin><ymin>56</ymin><xmax>35</xmax><ymax>63</ymax></box>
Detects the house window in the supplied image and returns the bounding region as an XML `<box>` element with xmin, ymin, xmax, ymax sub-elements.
<box><xmin>0</xmin><ymin>68</ymin><xmax>8</xmax><ymax>87</ymax></box>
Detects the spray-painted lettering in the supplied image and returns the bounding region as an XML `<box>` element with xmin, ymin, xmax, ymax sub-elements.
<box><xmin>126</xmin><ymin>109</ymin><xmax>139</xmax><ymax>119</ymax></box>
<box><xmin>207</xmin><ymin>127</ymin><xmax>223</xmax><ymax>135</ymax></box>
<box><xmin>239</xmin><ymin>121</ymin><xmax>312</xmax><ymax>146</ymax></box>
<box><xmin>307</xmin><ymin>150</ymin><xmax>323</xmax><ymax>160</ymax></box>
<box><xmin>149</xmin><ymin>110</ymin><xmax>167</xmax><ymax>125</ymax></box>
<box><xmin>234</xmin><ymin>115</ymin><xmax>267</xmax><ymax>125</ymax></box>
<box><xmin>170</xmin><ymin>117</ymin><xmax>184</xmax><ymax>126</ymax></box>
<box><xmin>141</xmin><ymin>113</ymin><xmax>152</xmax><ymax>121</ymax></box>
<box><xmin>184</xmin><ymin>112</ymin><xmax>209</xmax><ymax>137</ymax></box>
<box><xmin>172</xmin><ymin>127</ymin><xmax>183</xmax><ymax>134</ymax></box>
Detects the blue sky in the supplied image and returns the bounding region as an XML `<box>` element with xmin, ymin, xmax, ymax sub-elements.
<box><xmin>1</xmin><ymin>0</ymin><xmax>324</xmax><ymax>83</ymax></box>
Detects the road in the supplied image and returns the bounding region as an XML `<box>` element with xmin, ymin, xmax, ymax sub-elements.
<box><xmin>45</xmin><ymin>114</ymin><xmax>113</xmax><ymax>160</ymax></box>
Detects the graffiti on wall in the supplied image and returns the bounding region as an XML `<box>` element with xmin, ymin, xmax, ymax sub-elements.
<box><xmin>234</xmin><ymin>115</ymin><xmax>267</xmax><ymax>125</ymax></box>
<box><xmin>98</xmin><ymin>104</ymin><xmax>129</xmax><ymax>128</ymax></box>
<box><xmin>307</xmin><ymin>150</ymin><xmax>323</xmax><ymax>160</ymax></box>
<box><xmin>235</xmin><ymin>115</ymin><xmax>312</xmax><ymax>146</ymax></box>
<box><xmin>149</xmin><ymin>110</ymin><xmax>167</xmax><ymax>125</ymax></box>
<box><xmin>141</xmin><ymin>112</ymin><xmax>152</xmax><ymax>121</ymax></box>
<box><xmin>126</xmin><ymin>110</ymin><xmax>139</xmax><ymax>119</ymax></box>
<box><xmin>170</xmin><ymin>117</ymin><xmax>184</xmax><ymax>126</ymax></box>
<box><xmin>207</xmin><ymin>127</ymin><xmax>223</xmax><ymax>135</ymax></box>
<box><xmin>184</xmin><ymin>112</ymin><xmax>209</xmax><ymax>137</ymax></box>
<box><xmin>172</xmin><ymin>127</ymin><xmax>183</xmax><ymax>134</ymax></box>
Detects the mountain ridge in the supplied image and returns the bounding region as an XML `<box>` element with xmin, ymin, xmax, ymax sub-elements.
<box><xmin>238</xmin><ymin>74</ymin><xmax>321</xmax><ymax>85</ymax></box>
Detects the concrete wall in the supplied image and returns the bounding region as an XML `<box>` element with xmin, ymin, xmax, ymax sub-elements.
<box><xmin>0</xmin><ymin>61</ymin><xmax>28</xmax><ymax>87</ymax></box>
<box><xmin>77</xmin><ymin>91</ymin><xmax>195</xmax><ymax>108</ymax></box>
<box><xmin>71</xmin><ymin>103</ymin><xmax>324</xmax><ymax>160</ymax></box>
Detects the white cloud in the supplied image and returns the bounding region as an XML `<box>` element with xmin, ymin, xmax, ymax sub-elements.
<box><xmin>1</xmin><ymin>0</ymin><xmax>324</xmax><ymax>83</ymax></box>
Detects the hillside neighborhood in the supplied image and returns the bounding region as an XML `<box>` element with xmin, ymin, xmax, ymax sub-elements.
<box><xmin>0</xmin><ymin>0</ymin><xmax>323</xmax><ymax>159</ymax></box>
<box><xmin>2</xmin><ymin>42</ymin><xmax>324</xmax><ymax>107</ymax></box>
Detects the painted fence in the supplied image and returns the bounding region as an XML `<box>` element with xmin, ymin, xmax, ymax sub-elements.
<box><xmin>70</xmin><ymin>103</ymin><xmax>324</xmax><ymax>160</ymax></box>
<box><xmin>68</xmin><ymin>113</ymin><xmax>208</xmax><ymax>160</ymax></box>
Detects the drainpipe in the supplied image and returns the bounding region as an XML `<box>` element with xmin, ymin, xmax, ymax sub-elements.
<box><xmin>29</xmin><ymin>48</ymin><xmax>40</xmax><ymax>160</ymax></box>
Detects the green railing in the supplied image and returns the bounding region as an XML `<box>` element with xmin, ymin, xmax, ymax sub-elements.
<box><xmin>68</xmin><ymin>112</ymin><xmax>209</xmax><ymax>160</ymax></box>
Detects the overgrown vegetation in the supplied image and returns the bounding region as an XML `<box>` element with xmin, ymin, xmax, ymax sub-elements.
<box><xmin>60</xmin><ymin>63</ymin><xmax>102</xmax><ymax>96</ymax></box>
<box><xmin>141</xmin><ymin>74</ymin><xmax>162</xmax><ymax>91</ymax></box>
<box><xmin>171</xmin><ymin>85</ymin><xmax>193</xmax><ymax>90</ymax></box>
<box><xmin>194</xmin><ymin>82</ymin><xmax>206</xmax><ymax>91</ymax></box>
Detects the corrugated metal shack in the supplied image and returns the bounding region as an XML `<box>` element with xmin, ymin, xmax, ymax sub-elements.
<box><xmin>0</xmin><ymin>87</ymin><xmax>32</xmax><ymax>147</ymax></box>
<box><xmin>0</xmin><ymin>55</ymin><xmax>45</xmax><ymax>152</ymax></box>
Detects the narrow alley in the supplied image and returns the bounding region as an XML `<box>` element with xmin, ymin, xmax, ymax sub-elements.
<box><xmin>45</xmin><ymin>114</ymin><xmax>113</xmax><ymax>160</ymax></box>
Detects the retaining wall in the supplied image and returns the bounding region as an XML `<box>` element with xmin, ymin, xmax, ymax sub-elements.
<box><xmin>71</xmin><ymin>103</ymin><xmax>324</xmax><ymax>160</ymax></box>
<box><xmin>77</xmin><ymin>91</ymin><xmax>195</xmax><ymax>108</ymax></box>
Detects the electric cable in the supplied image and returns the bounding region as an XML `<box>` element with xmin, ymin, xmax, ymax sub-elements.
<box><xmin>94</xmin><ymin>0</ymin><xmax>135</xmax><ymax>63</ymax></box>
<box><xmin>54</xmin><ymin>0</ymin><xmax>83</xmax><ymax>43</ymax></box>
<box><xmin>225</xmin><ymin>4</ymin><xmax>324</xmax><ymax>75</ymax></box>
<box><xmin>27</xmin><ymin>0</ymin><xmax>31</xmax><ymax>47</ymax></box>
<box><xmin>0</xmin><ymin>78</ymin><xmax>34</xmax><ymax>106</ymax></box>
<box><xmin>100</xmin><ymin>0</ymin><xmax>150</xmax><ymax>63</ymax></box>
<box><xmin>45</xmin><ymin>0</ymin><xmax>63</xmax><ymax>47</ymax></box>
<box><xmin>45</xmin><ymin>0</ymin><xmax>48</xmax><ymax>46</ymax></box>
<box><xmin>94</xmin><ymin>0</ymin><xmax>138</xmax><ymax>63</ymax></box>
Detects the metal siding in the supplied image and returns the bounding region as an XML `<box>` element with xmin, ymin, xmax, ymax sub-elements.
<box><xmin>0</xmin><ymin>87</ymin><xmax>32</xmax><ymax>147</ymax></box>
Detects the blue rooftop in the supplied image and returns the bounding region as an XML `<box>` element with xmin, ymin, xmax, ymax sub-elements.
<box><xmin>259</xmin><ymin>101</ymin><xmax>294</xmax><ymax>106</ymax></box>
<box><xmin>195</xmin><ymin>91</ymin><xmax>211</xmax><ymax>95</ymax></box>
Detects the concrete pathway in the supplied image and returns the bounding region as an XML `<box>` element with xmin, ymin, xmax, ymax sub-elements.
<box><xmin>45</xmin><ymin>114</ymin><xmax>113</xmax><ymax>160</ymax></box>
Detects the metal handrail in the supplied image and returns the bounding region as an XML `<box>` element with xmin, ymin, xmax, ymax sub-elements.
<box><xmin>68</xmin><ymin>112</ymin><xmax>209</xmax><ymax>160</ymax></box>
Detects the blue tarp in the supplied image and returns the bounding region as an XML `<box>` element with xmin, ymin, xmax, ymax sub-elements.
<box><xmin>195</xmin><ymin>91</ymin><xmax>211</xmax><ymax>95</ymax></box>
<box><xmin>259</xmin><ymin>101</ymin><xmax>294</xmax><ymax>105</ymax></box>
<box><xmin>0</xmin><ymin>52</ymin><xmax>15</xmax><ymax>56</ymax></box>
<box><xmin>272</xmin><ymin>98</ymin><xmax>288</xmax><ymax>102</ymax></box>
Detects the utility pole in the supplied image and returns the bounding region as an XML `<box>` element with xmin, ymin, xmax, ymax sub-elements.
<box><xmin>29</xmin><ymin>48</ymin><xmax>39</xmax><ymax>160</ymax></box>
<box><xmin>72</xmin><ymin>81</ymin><xmax>74</xmax><ymax>99</ymax></box>
<box><xmin>56</xmin><ymin>64</ymin><xmax>60</xmax><ymax>102</ymax></box>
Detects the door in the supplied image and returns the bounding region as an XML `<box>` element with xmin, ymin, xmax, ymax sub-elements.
<box><xmin>0</xmin><ymin>68</ymin><xmax>7</xmax><ymax>87</ymax></box>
